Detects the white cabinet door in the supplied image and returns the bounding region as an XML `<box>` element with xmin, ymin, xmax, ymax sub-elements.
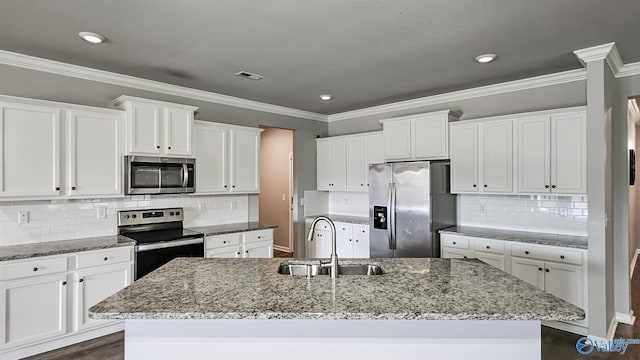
<box><xmin>0</xmin><ymin>274</ymin><xmax>68</xmax><ymax>348</ymax></box>
<box><xmin>317</xmin><ymin>140</ymin><xmax>332</xmax><ymax>191</ymax></box>
<box><xmin>551</xmin><ymin>113</ymin><xmax>586</xmax><ymax>194</ymax></box>
<box><xmin>517</xmin><ymin>116</ymin><xmax>551</xmax><ymax>193</ymax></box>
<box><xmin>383</xmin><ymin>119</ymin><xmax>412</xmax><ymax>161</ymax></box>
<box><xmin>413</xmin><ymin>115</ymin><xmax>448</xmax><ymax>159</ymax></box>
<box><xmin>206</xmin><ymin>246</ymin><xmax>242</xmax><ymax>258</ymax></box>
<box><xmin>481</xmin><ymin>120</ymin><xmax>513</xmax><ymax>193</ymax></box>
<box><xmin>450</xmin><ymin>123</ymin><xmax>478</xmax><ymax>193</ymax></box>
<box><xmin>128</xmin><ymin>102</ymin><xmax>161</xmax><ymax>155</ymax></box>
<box><xmin>336</xmin><ymin>232</ymin><xmax>354</xmax><ymax>258</ymax></box>
<box><xmin>510</xmin><ymin>257</ymin><xmax>545</xmax><ymax>289</ymax></box>
<box><xmin>330</xmin><ymin>139</ymin><xmax>347</xmax><ymax>190</ymax></box>
<box><xmin>365</xmin><ymin>133</ymin><xmax>384</xmax><ymax>187</ymax></box>
<box><xmin>0</xmin><ymin>102</ymin><xmax>61</xmax><ymax>198</ymax></box>
<box><xmin>308</xmin><ymin>229</ymin><xmax>331</xmax><ymax>258</ymax></box>
<box><xmin>230</xmin><ymin>129</ymin><xmax>260</xmax><ymax>193</ymax></box>
<box><xmin>544</xmin><ymin>261</ymin><xmax>583</xmax><ymax>307</ymax></box>
<box><xmin>353</xmin><ymin>225</ymin><xmax>370</xmax><ymax>258</ymax></box>
<box><xmin>194</xmin><ymin>123</ymin><xmax>228</xmax><ymax>193</ymax></box>
<box><xmin>441</xmin><ymin>248</ymin><xmax>473</xmax><ymax>259</ymax></box>
<box><xmin>474</xmin><ymin>251</ymin><xmax>506</xmax><ymax>271</ymax></box>
<box><xmin>346</xmin><ymin>137</ymin><xmax>366</xmax><ymax>191</ymax></box>
<box><xmin>67</xmin><ymin>110</ymin><xmax>123</xmax><ymax>197</ymax></box>
<box><xmin>243</xmin><ymin>241</ymin><xmax>273</xmax><ymax>258</ymax></box>
<box><xmin>74</xmin><ymin>263</ymin><xmax>132</xmax><ymax>331</ymax></box>
<box><xmin>164</xmin><ymin>107</ymin><xmax>193</xmax><ymax>156</ymax></box>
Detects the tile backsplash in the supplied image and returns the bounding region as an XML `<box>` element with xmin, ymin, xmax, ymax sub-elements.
<box><xmin>457</xmin><ymin>194</ymin><xmax>588</xmax><ymax>236</ymax></box>
<box><xmin>0</xmin><ymin>194</ymin><xmax>250</xmax><ymax>246</ymax></box>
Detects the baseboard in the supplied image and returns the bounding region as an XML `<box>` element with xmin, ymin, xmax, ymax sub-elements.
<box><xmin>273</xmin><ymin>245</ymin><xmax>291</xmax><ymax>253</ymax></box>
<box><xmin>631</xmin><ymin>248</ymin><xmax>640</xmax><ymax>278</ymax></box>
<box><xmin>588</xmin><ymin>316</ymin><xmax>619</xmax><ymax>342</ymax></box>
<box><xmin>615</xmin><ymin>310</ymin><xmax>636</xmax><ymax>325</ymax></box>
<box><xmin>0</xmin><ymin>321</ymin><xmax>123</xmax><ymax>360</ymax></box>
<box><xmin>542</xmin><ymin>320</ymin><xmax>588</xmax><ymax>335</ymax></box>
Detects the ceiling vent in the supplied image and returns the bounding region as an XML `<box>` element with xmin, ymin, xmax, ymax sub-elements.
<box><xmin>234</xmin><ymin>71</ymin><xmax>264</xmax><ymax>81</ymax></box>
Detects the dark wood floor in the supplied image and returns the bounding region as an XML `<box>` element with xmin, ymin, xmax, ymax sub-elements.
<box><xmin>274</xmin><ymin>249</ymin><xmax>294</xmax><ymax>258</ymax></box>
<box><xmin>23</xmin><ymin>259</ymin><xmax>640</xmax><ymax>360</ymax></box>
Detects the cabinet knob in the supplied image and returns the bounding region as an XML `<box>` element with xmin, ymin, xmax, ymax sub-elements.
<box><xmin>551</xmin><ymin>185</ymin><xmax>556</xmax><ymax>189</ymax></box>
<box><xmin>560</xmin><ymin>255</ymin><xmax>565</xmax><ymax>259</ymax></box>
<box><xmin>355</xmin><ymin>240</ymin><xmax>359</xmax><ymax>242</ymax></box>
<box><xmin>232</xmin><ymin>185</ymin><xmax>236</xmax><ymax>188</ymax></box>
<box><xmin>349</xmin><ymin>239</ymin><xmax>352</xmax><ymax>242</ymax></box>
<box><xmin>224</xmin><ymin>185</ymin><xmax>228</xmax><ymax>188</ymax></box>
<box><xmin>168</xmin><ymin>146</ymin><xmax>172</xmax><ymax>150</ymax></box>
<box><xmin>453</xmin><ymin>241</ymin><xmax>456</xmax><ymax>245</ymax></box>
<box><xmin>545</xmin><ymin>185</ymin><xmax>550</xmax><ymax>189</ymax></box>
<box><xmin>33</xmin><ymin>267</ymin><xmax>38</xmax><ymax>272</ymax></box>
<box><xmin>483</xmin><ymin>184</ymin><xmax>488</xmax><ymax>188</ymax></box>
<box><xmin>156</xmin><ymin>145</ymin><xmax>160</xmax><ymax>149</ymax></box>
<box><xmin>104</xmin><ymin>257</ymin><xmax>108</xmax><ymax>261</ymax></box>
<box><xmin>245</xmin><ymin>250</ymin><xmax>249</xmax><ymax>254</ymax></box>
<box><xmin>463</xmin><ymin>256</ymin><xmax>467</xmax><ymax>259</ymax></box>
<box><xmin>79</xmin><ymin>278</ymin><xmax>84</xmax><ymax>283</ymax></box>
<box><xmin>525</xmin><ymin>251</ymin><xmax>530</xmax><ymax>255</ymax></box>
<box><xmin>223</xmin><ymin>241</ymin><xmax>226</xmax><ymax>244</ymax></box>
<box><xmin>258</xmin><ymin>236</ymin><xmax>261</xmax><ymax>239</ymax></box>
<box><xmin>72</xmin><ymin>186</ymin><xmax>76</xmax><ymax>190</ymax></box>
<box><xmin>473</xmin><ymin>184</ymin><xmax>477</xmax><ymax>188</ymax></box>
<box><xmin>62</xmin><ymin>281</ymin><xmax>67</xmax><ymax>286</ymax></box>
<box><xmin>486</xmin><ymin>246</ymin><xmax>490</xmax><ymax>249</ymax></box>
<box><xmin>55</xmin><ymin>187</ymin><xmax>60</xmax><ymax>191</ymax></box>
<box><xmin>236</xmin><ymin>252</ymin><xmax>241</xmax><ymax>255</ymax></box>
<box><xmin>545</xmin><ymin>269</ymin><xmax>550</xmax><ymax>273</ymax></box>
<box><xmin>538</xmin><ymin>267</ymin><xmax>543</xmax><ymax>271</ymax></box>
<box><xmin>361</xmin><ymin>184</ymin><xmax>364</xmax><ymax>186</ymax></box>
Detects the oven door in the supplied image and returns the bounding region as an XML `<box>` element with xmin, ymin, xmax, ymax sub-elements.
<box><xmin>126</xmin><ymin>156</ymin><xmax>195</xmax><ymax>194</ymax></box>
<box><xmin>134</xmin><ymin>237</ymin><xmax>204</xmax><ymax>280</ymax></box>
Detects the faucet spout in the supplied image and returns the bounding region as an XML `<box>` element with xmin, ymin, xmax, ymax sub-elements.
<box><xmin>307</xmin><ymin>216</ymin><xmax>339</xmax><ymax>278</ymax></box>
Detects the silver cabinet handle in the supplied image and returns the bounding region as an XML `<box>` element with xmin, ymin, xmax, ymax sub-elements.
<box><xmin>182</xmin><ymin>164</ymin><xmax>189</xmax><ymax>187</ymax></box>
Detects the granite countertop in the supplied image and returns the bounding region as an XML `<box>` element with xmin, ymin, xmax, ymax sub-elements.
<box><xmin>0</xmin><ymin>235</ymin><xmax>136</xmax><ymax>261</ymax></box>
<box><xmin>305</xmin><ymin>214</ymin><xmax>368</xmax><ymax>225</ymax></box>
<box><xmin>186</xmin><ymin>222</ymin><xmax>276</xmax><ymax>236</ymax></box>
<box><xmin>90</xmin><ymin>257</ymin><xmax>584</xmax><ymax>322</ymax></box>
<box><xmin>439</xmin><ymin>226</ymin><xmax>588</xmax><ymax>249</ymax></box>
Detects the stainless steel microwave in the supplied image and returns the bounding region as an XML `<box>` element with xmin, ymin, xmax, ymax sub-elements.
<box><xmin>125</xmin><ymin>156</ymin><xmax>195</xmax><ymax>195</ymax></box>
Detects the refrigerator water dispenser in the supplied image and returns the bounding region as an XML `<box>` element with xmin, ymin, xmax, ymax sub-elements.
<box><xmin>373</xmin><ymin>206</ymin><xmax>388</xmax><ymax>229</ymax></box>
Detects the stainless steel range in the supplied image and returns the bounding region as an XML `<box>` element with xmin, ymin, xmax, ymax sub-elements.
<box><xmin>118</xmin><ymin>208</ymin><xmax>203</xmax><ymax>280</ymax></box>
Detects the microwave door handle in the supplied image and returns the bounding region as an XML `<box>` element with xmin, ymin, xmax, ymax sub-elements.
<box><xmin>182</xmin><ymin>164</ymin><xmax>189</xmax><ymax>187</ymax></box>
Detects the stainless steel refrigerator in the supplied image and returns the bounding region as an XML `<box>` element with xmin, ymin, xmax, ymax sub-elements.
<box><xmin>369</xmin><ymin>161</ymin><xmax>456</xmax><ymax>258</ymax></box>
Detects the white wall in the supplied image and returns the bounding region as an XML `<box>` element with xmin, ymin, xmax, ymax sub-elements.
<box><xmin>457</xmin><ymin>195</ymin><xmax>588</xmax><ymax>236</ymax></box>
<box><xmin>328</xmin><ymin>192</ymin><xmax>369</xmax><ymax>217</ymax></box>
<box><xmin>0</xmin><ymin>195</ymin><xmax>250</xmax><ymax>246</ymax></box>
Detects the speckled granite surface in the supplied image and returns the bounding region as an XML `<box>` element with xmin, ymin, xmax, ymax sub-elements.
<box><xmin>440</xmin><ymin>226</ymin><xmax>588</xmax><ymax>249</ymax></box>
<box><xmin>305</xmin><ymin>214</ymin><xmax>368</xmax><ymax>225</ymax></box>
<box><xmin>0</xmin><ymin>235</ymin><xmax>135</xmax><ymax>261</ymax></box>
<box><xmin>186</xmin><ymin>222</ymin><xmax>276</xmax><ymax>236</ymax></box>
<box><xmin>90</xmin><ymin>257</ymin><xmax>584</xmax><ymax>322</ymax></box>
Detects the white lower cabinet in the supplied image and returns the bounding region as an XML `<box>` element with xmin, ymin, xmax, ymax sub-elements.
<box><xmin>305</xmin><ymin>221</ymin><xmax>370</xmax><ymax>259</ymax></box>
<box><xmin>0</xmin><ymin>247</ymin><xmax>133</xmax><ymax>358</ymax></box>
<box><xmin>510</xmin><ymin>257</ymin><xmax>545</xmax><ymax>289</ymax></box>
<box><xmin>205</xmin><ymin>230</ymin><xmax>274</xmax><ymax>259</ymax></box>
<box><xmin>474</xmin><ymin>251</ymin><xmax>506</xmax><ymax>271</ymax></box>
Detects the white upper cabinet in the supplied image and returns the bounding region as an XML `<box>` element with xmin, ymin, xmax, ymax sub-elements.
<box><xmin>0</xmin><ymin>101</ymin><xmax>61</xmax><ymax>198</ymax></box>
<box><xmin>230</xmin><ymin>128</ymin><xmax>261</xmax><ymax>193</ymax></box>
<box><xmin>194</xmin><ymin>121</ymin><xmax>262</xmax><ymax>194</ymax></box>
<box><xmin>316</xmin><ymin>132</ymin><xmax>382</xmax><ymax>192</ymax></box>
<box><xmin>516</xmin><ymin>109</ymin><xmax>586</xmax><ymax>194</ymax></box>
<box><xmin>113</xmin><ymin>96</ymin><xmax>197</xmax><ymax>157</ymax></box>
<box><xmin>481</xmin><ymin>120</ymin><xmax>513</xmax><ymax>193</ymax></box>
<box><xmin>381</xmin><ymin>110</ymin><xmax>459</xmax><ymax>161</ymax></box>
<box><xmin>450</xmin><ymin>123</ymin><xmax>479</xmax><ymax>193</ymax></box>
<box><xmin>0</xmin><ymin>97</ymin><xmax>125</xmax><ymax>200</ymax></box>
<box><xmin>66</xmin><ymin>109</ymin><xmax>123</xmax><ymax>197</ymax></box>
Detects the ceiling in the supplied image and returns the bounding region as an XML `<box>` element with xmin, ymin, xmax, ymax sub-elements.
<box><xmin>0</xmin><ymin>1</ymin><xmax>639</xmax><ymax>115</ymax></box>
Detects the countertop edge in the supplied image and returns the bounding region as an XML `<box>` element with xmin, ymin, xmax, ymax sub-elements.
<box><xmin>439</xmin><ymin>227</ymin><xmax>588</xmax><ymax>250</ymax></box>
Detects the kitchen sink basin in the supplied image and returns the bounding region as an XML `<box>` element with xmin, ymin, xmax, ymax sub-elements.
<box><xmin>277</xmin><ymin>262</ymin><xmax>385</xmax><ymax>276</ymax></box>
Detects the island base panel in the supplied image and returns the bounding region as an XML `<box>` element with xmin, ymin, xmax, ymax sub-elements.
<box><xmin>124</xmin><ymin>319</ymin><xmax>541</xmax><ymax>360</ymax></box>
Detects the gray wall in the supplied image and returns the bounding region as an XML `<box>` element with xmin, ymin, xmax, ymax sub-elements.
<box><xmin>328</xmin><ymin>80</ymin><xmax>586</xmax><ymax>135</ymax></box>
<box><xmin>0</xmin><ymin>64</ymin><xmax>329</xmax><ymax>257</ymax></box>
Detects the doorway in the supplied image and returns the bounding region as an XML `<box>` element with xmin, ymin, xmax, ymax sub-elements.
<box><xmin>259</xmin><ymin>127</ymin><xmax>294</xmax><ymax>256</ymax></box>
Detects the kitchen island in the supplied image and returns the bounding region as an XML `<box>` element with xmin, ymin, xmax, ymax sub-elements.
<box><xmin>90</xmin><ymin>258</ymin><xmax>584</xmax><ymax>360</ymax></box>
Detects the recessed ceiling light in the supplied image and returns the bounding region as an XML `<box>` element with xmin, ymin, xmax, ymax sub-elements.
<box><xmin>475</xmin><ymin>54</ymin><xmax>496</xmax><ymax>63</ymax></box>
<box><xmin>78</xmin><ymin>32</ymin><xmax>106</xmax><ymax>44</ymax></box>
<box><xmin>234</xmin><ymin>71</ymin><xmax>264</xmax><ymax>81</ymax></box>
<box><xmin>320</xmin><ymin>95</ymin><xmax>333</xmax><ymax>101</ymax></box>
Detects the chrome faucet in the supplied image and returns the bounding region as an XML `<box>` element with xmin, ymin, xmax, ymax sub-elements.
<box><xmin>306</xmin><ymin>216</ymin><xmax>338</xmax><ymax>278</ymax></box>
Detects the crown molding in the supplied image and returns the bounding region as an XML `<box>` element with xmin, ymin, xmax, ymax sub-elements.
<box><xmin>618</xmin><ymin>61</ymin><xmax>640</xmax><ymax>78</ymax></box>
<box><xmin>327</xmin><ymin>69</ymin><xmax>586</xmax><ymax>122</ymax></box>
<box><xmin>573</xmin><ymin>42</ymin><xmax>625</xmax><ymax>76</ymax></box>
<box><xmin>0</xmin><ymin>50</ymin><xmax>327</xmax><ymax>122</ymax></box>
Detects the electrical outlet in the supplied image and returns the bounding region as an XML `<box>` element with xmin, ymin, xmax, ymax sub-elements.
<box><xmin>230</xmin><ymin>201</ymin><xmax>237</xmax><ymax>210</ymax></box>
<box><xmin>96</xmin><ymin>207</ymin><xmax>107</xmax><ymax>219</ymax></box>
<box><xmin>18</xmin><ymin>211</ymin><xmax>29</xmax><ymax>224</ymax></box>
<box><xmin>282</xmin><ymin>193</ymin><xmax>286</xmax><ymax>201</ymax></box>
<box><xmin>480</xmin><ymin>205</ymin><xmax>487</xmax><ymax>214</ymax></box>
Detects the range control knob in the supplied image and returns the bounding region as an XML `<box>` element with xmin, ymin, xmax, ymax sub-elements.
<box><xmin>169</xmin><ymin>212</ymin><xmax>175</xmax><ymax>216</ymax></box>
<box><xmin>132</xmin><ymin>214</ymin><xmax>137</xmax><ymax>219</ymax></box>
<box><xmin>176</xmin><ymin>211</ymin><xmax>181</xmax><ymax>216</ymax></box>
<box><xmin>124</xmin><ymin>215</ymin><xmax>130</xmax><ymax>219</ymax></box>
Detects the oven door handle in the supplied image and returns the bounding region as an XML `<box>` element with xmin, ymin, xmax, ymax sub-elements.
<box><xmin>135</xmin><ymin>237</ymin><xmax>203</xmax><ymax>252</ymax></box>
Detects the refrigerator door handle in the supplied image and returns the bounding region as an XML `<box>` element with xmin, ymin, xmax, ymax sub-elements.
<box><xmin>387</xmin><ymin>183</ymin><xmax>393</xmax><ymax>249</ymax></box>
<box><xmin>389</xmin><ymin>183</ymin><xmax>397</xmax><ymax>250</ymax></box>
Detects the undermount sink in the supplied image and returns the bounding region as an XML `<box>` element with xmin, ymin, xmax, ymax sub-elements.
<box><xmin>277</xmin><ymin>262</ymin><xmax>385</xmax><ymax>276</ymax></box>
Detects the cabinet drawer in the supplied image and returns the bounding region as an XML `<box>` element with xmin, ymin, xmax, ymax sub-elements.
<box><xmin>243</xmin><ymin>229</ymin><xmax>273</xmax><ymax>244</ymax></box>
<box><xmin>473</xmin><ymin>238</ymin><xmax>505</xmax><ymax>254</ymax></box>
<box><xmin>441</xmin><ymin>235</ymin><xmax>469</xmax><ymax>249</ymax></box>
<box><xmin>354</xmin><ymin>225</ymin><xmax>369</xmax><ymax>240</ymax></box>
<box><xmin>335</xmin><ymin>223</ymin><xmax>353</xmax><ymax>234</ymax></box>
<box><xmin>205</xmin><ymin>233</ymin><xmax>241</xmax><ymax>249</ymax></box>
<box><xmin>0</xmin><ymin>256</ymin><xmax>68</xmax><ymax>280</ymax></box>
<box><xmin>75</xmin><ymin>247</ymin><xmax>132</xmax><ymax>269</ymax></box>
<box><xmin>511</xmin><ymin>243</ymin><xmax>582</xmax><ymax>265</ymax></box>
<box><xmin>205</xmin><ymin>245</ymin><xmax>242</xmax><ymax>258</ymax></box>
<box><xmin>441</xmin><ymin>248</ymin><xmax>473</xmax><ymax>259</ymax></box>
